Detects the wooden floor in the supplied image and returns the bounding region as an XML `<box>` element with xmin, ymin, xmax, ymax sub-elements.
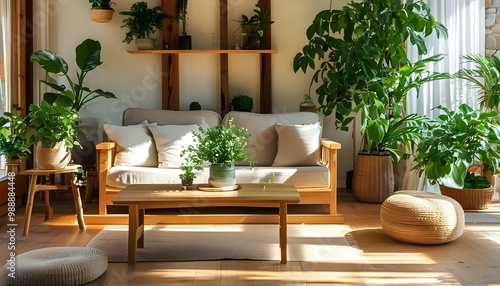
<box><xmin>1</xmin><ymin>189</ymin><xmax>500</xmax><ymax>285</ymax></box>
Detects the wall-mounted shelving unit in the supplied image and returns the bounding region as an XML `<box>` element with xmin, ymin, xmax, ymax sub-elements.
<box><xmin>125</xmin><ymin>0</ymin><xmax>274</xmax><ymax>115</ymax></box>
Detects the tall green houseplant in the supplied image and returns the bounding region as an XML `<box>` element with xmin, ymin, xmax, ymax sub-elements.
<box><xmin>293</xmin><ymin>0</ymin><xmax>447</xmax><ymax>132</ymax></box>
<box><xmin>30</xmin><ymin>38</ymin><xmax>116</xmax><ymax>112</ymax></box>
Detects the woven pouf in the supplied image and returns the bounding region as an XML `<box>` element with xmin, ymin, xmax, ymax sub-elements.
<box><xmin>3</xmin><ymin>246</ymin><xmax>108</xmax><ymax>286</ymax></box>
<box><xmin>380</xmin><ymin>190</ymin><xmax>464</xmax><ymax>244</ymax></box>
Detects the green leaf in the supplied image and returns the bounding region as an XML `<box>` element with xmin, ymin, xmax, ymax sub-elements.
<box><xmin>76</xmin><ymin>39</ymin><xmax>102</xmax><ymax>72</ymax></box>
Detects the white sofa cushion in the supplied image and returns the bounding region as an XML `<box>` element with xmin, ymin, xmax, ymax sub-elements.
<box><xmin>106</xmin><ymin>166</ymin><xmax>329</xmax><ymax>189</ymax></box>
<box><xmin>103</xmin><ymin>123</ymin><xmax>158</xmax><ymax>167</ymax></box>
<box><xmin>148</xmin><ymin>125</ymin><xmax>199</xmax><ymax>168</ymax></box>
<box><xmin>272</xmin><ymin>122</ymin><xmax>322</xmax><ymax>166</ymax></box>
<box><xmin>223</xmin><ymin>111</ymin><xmax>321</xmax><ymax>166</ymax></box>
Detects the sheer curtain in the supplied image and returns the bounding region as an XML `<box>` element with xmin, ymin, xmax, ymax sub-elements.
<box><xmin>402</xmin><ymin>0</ymin><xmax>485</xmax><ymax>191</ymax></box>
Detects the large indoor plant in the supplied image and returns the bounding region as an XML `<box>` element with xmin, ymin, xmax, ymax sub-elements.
<box><xmin>412</xmin><ymin>104</ymin><xmax>500</xmax><ymax>210</ymax></box>
<box><xmin>89</xmin><ymin>0</ymin><xmax>115</xmax><ymax>23</ymax></box>
<box><xmin>455</xmin><ymin>53</ymin><xmax>500</xmax><ymax>115</ymax></box>
<box><xmin>180</xmin><ymin>118</ymin><xmax>253</xmax><ymax>189</ymax></box>
<box><xmin>120</xmin><ymin>1</ymin><xmax>173</xmax><ymax>50</ymax></box>
<box><xmin>293</xmin><ymin>0</ymin><xmax>448</xmax><ymax>202</ymax></box>
<box><xmin>30</xmin><ymin>38</ymin><xmax>116</xmax><ymax>112</ymax></box>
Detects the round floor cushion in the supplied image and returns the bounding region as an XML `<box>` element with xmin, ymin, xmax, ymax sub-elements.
<box><xmin>380</xmin><ymin>190</ymin><xmax>465</xmax><ymax>244</ymax></box>
<box><xmin>4</xmin><ymin>246</ymin><xmax>108</xmax><ymax>286</ymax></box>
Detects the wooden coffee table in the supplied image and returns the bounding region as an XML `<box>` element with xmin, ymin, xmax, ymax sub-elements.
<box><xmin>111</xmin><ymin>183</ymin><xmax>300</xmax><ymax>265</ymax></box>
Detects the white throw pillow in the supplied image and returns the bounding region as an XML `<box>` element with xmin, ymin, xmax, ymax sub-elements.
<box><xmin>272</xmin><ymin>122</ymin><xmax>322</xmax><ymax>167</ymax></box>
<box><xmin>103</xmin><ymin>123</ymin><xmax>158</xmax><ymax>167</ymax></box>
<box><xmin>148</xmin><ymin>125</ymin><xmax>199</xmax><ymax>168</ymax></box>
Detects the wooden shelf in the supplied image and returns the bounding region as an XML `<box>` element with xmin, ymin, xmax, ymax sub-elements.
<box><xmin>127</xmin><ymin>49</ymin><xmax>278</xmax><ymax>54</ymax></box>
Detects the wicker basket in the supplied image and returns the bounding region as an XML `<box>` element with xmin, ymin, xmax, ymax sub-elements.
<box><xmin>352</xmin><ymin>152</ymin><xmax>394</xmax><ymax>203</ymax></box>
<box><xmin>439</xmin><ymin>185</ymin><xmax>494</xmax><ymax>210</ymax></box>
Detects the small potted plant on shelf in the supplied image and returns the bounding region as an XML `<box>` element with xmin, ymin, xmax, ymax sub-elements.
<box><xmin>237</xmin><ymin>2</ymin><xmax>274</xmax><ymax>49</ymax></box>
<box><xmin>231</xmin><ymin>94</ymin><xmax>253</xmax><ymax>112</ymax></box>
<box><xmin>0</xmin><ymin>111</ymin><xmax>36</xmax><ymax>173</ymax></box>
<box><xmin>89</xmin><ymin>0</ymin><xmax>115</xmax><ymax>23</ymax></box>
<box><xmin>181</xmin><ymin>118</ymin><xmax>253</xmax><ymax>190</ymax></box>
<box><xmin>120</xmin><ymin>1</ymin><xmax>173</xmax><ymax>50</ymax></box>
<box><xmin>412</xmin><ymin>103</ymin><xmax>500</xmax><ymax>210</ymax></box>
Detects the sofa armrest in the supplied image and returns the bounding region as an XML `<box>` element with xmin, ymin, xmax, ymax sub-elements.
<box><xmin>96</xmin><ymin>141</ymin><xmax>116</xmax><ymax>214</ymax></box>
<box><xmin>320</xmin><ymin>138</ymin><xmax>341</xmax><ymax>191</ymax></box>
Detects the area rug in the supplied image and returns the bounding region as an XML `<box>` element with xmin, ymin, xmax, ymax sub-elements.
<box><xmin>86</xmin><ymin>224</ymin><xmax>366</xmax><ymax>263</ymax></box>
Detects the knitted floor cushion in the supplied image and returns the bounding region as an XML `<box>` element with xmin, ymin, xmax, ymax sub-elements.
<box><xmin>380</xmin><ymin>190</ymin><xmax>464</xmax><ymax>244</ymax></box>
<box><xmin>3</xmin><ymin>246</ymin><xmax>108</xmax><ymax>286</ymax></box>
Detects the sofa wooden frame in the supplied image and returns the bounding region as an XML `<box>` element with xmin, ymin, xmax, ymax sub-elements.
<box><xmin>85</xmin><ymin>138</ymin><xmax>344</xmax><ymax>225</ymax></box>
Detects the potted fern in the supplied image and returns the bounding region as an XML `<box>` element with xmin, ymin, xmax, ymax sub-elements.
<box><xmin>120</xmin><ymin>1</ymin><xmax>173</xmax><ymax>50</ymax></box>
<box><xmin>412</xmin><ymin>104</ymin><xmax>500</xmax><ymax>210</ymax></box>
<box><xmin>180</xmin><ymin>118</ymin><xmax>253</xmax><ymax>190</ymax></box>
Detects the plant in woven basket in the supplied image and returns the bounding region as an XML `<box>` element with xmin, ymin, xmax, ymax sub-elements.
<box><xmin>412</xmin><ymin>103</ymin><xmax>500</xmax><ymax>189</ymax></box>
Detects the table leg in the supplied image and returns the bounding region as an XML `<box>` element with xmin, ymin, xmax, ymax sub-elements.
<box><xmin>23</xmin><ymin>175</ymin><xmax>38</xmax><ymax>236</ymax></box>
<box><xmin>128</xmin><ymin>204</ymin><xmax>139</xmax><ymax>265</ymax></box>
<box><xmin>138</xmin><ymin>209</ymin><xmax>145</xmax><ymax>248</ymax></box>
<box><xmin>69</xmin><ymin>173</ymin><xmax>86</xmax><ymax>230</ymax></box>
<box><xmin>279</xmin><ymin>202</ymin><xmax>288</xmax><ymax>264</ymax></box>
<box><xmin>43</xmin><ymin>190</ymin><xmax>52</xmax><ymax>221</ymax></box>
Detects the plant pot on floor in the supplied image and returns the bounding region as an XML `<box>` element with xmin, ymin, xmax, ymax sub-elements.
<box><xmin>35</xmin><ymin>141</ymin><xmax>71</xmax><ymax>170</ymax></box>
<box><xmin>439</xmin><ymin>185</ymin><xmax>494</xmax><ymax>210</ymax></box>
<box><xmin>352</xmin><ymin>152</ymin><xmax>394</xmax><ymax>203</ymax></box>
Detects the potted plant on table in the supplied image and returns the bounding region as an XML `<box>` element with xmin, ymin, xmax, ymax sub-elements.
<box><xmin>236</xmin><ymin>2</ymin><xmax>274</xmax><ymax>50</ymax></box>
<box><xmin>120</xmin><ymin>1</ymin><xmax>173</xmax><ymax>50</ymax></box>
<box><xmin>412</xmin><ymin>104</ymin><xmax>500</xmax><ymax>210</ymax></box>
<box><xmin>89</xmin><ymin>0</ymin><xmax>115</xmax><ymax>23</ymax></box>
<box><xmin>180</xmin><ymin>118</ymin><xmax>253</xmax><ymax>190</ymax></box>
<box><xmin>28</xmin><ymin>101</ymin><xmax>83</xmax><ymax>170</ymax></box>
<box><xmin>0</xmin><ymin>112</ymin><xmax>36</xmax><ymax>173</ymax></box>
<box><xmin>292</xmin><ymin>0</ymin><xmax>448</xmax><ymax>202</ymax></box>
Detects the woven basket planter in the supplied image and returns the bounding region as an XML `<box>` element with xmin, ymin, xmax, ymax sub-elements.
<box><xmin>90</xmin><ymin>9</ymin><xmax>114</xmax><ymax>23</ymax></box>
<box><xmin>352</xmin><ymin>152</ymin><xmax>394</xmax><ymax>203</ymax></box>
<box><xmin>35</xmin><ymin>141</ymin><xmax>71</xmax><ymax>170</ymax></box>
<box><xmin>439</xmin><ymin>185</ymin><xmax>494</xmax><ymax>210</ymax></box>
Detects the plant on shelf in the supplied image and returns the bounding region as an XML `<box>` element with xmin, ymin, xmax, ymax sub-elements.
<box><xmin>189</xmin><ymin>101</ymin><xmax>201</xmax><ymax>110</ymax></box>
<box><xmin>89</xmin><ymin>0</ymin><xmax>115</xmax><ymax>23</ymax></box>
<box><xmin>30</xmin><ymin>38</ymin><xmax>116</xmax><ymax>112</ymax></box>
<box><xmin>0</xmin><ymin>111</ymin><xmax>35</xmax><ymax>160</ymax></box>
<box><xmin>412</xmin><ymin>104</ymin><xmax>500</xmax><ymax>209</ymax></box>
<box><xmin>299</xmin><ymin>93</ymin><xmax>316</xmax><ymax>113</ymax></box>
<box><xmin>292</xmin><ymin>0</ymin><xmax>448</xmax><ymax>202</ymax></box>
<box><xmin>231</xmin><ymin>94</ymin><xmax>253</xmax><ymax>112</ymax></box>
<box><xmin>237</xmin><ymin>2</ymin><xmax>274</xmax><ymax>49</ymax></box>
<box><xmin>455</xmin><ymin>54</ymin><xmax>500</xmax><ymax>115</ymax></box>
<box><xmin>176</xmin><ymin>0</ymin><xmax>191</xmax><ymax>49</ymax></box>
<box><xmin>181</xmin><ymin>118</ymin><xmax>253</xmax><ymax>189</ymax></box>
<box><xmin>120</xmin><ymin>1</ymin><xmax>173</xmax><ymax>50</ymax></box>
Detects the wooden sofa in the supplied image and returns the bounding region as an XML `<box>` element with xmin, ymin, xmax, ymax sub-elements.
<box><xmin>91</xmin><ymin>108</ymin><xmax>343</xmax><ymax>224</ymax></box>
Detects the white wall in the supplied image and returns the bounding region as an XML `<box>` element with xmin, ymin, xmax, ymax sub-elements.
<box><xmin>41</xmin><ymin>0</ymin><xmax>353</xmax><ymax>187</ymax></box>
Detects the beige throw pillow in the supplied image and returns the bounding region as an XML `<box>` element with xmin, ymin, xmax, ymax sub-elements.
<box><xmin>272</xmin><ymin>122</ymin><xmax>322</xmax><ymax>167</ymax></box>
<box><xmin>103</xmin><ymin>123</ymin><xmax>158</xmax><ymax>167</ymax></box>
<box><xmin>148</xmin><ymin>125</ymin><xmax>198</xmax><ymax>168</ymax></box>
